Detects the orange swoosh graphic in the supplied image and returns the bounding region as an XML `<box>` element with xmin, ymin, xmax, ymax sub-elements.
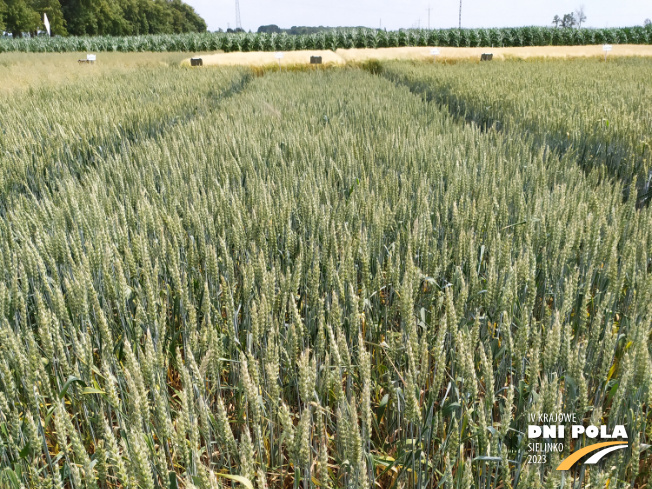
<box><xmin>556</xmin><ymin>441</ymin><xmax>628</xmax><ymax>470</ymax></box>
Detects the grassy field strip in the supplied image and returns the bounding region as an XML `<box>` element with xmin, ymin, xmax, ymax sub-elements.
<box><xmin>380</xmin><ymin>58</ymin><xmax>652</xmax><ymax>205</ymax></box>
<box><xmin>1</xmin><ymin>67</ymin><xmax>651</xmax><ymax>488</ymax></box>
<box><xmin>0</xmin><ymin>66</ymin><xmax>250</xmax><ymax>209</ymax></box>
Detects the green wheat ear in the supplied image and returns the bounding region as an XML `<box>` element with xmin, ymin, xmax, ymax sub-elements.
<box><xmin>0</xmin><ymin>57</ymin><xmax>650</xmax><ymax>489</ymax></box>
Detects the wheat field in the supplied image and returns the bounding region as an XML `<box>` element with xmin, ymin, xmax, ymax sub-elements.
<box><xmin>192</xmin><ymin>45</ymin><xmax>652</xmax><ymax>67</ymax></box>
<box><xmin>0</xmin><ymin>56</ymin><xmax>650</xmax><ymax>489</ymax></box>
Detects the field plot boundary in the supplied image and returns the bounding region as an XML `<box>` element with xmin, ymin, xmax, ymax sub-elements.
<box><xmin>187</xmin><ymin>44</ymin><xmax>652</xmax><ymax>67</ymax></box>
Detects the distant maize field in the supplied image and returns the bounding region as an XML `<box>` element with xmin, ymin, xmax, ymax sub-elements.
<box><xmin>0</xmin><ymin>56</ymin><xmax>651</xmax><ymax>489</ymax></box>
<box><xmin>0</xmin><ymin>26</ymin><xmax>651</xmax><ymax>53</ymax></box>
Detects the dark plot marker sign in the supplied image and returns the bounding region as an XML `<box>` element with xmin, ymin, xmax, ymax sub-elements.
<box><xmin>310</xmin><ymin>56</ymin><xmax>322</xmax><ymax>64</ymax></box>
<box><xmin>78</xmin><ymin>54</ymin><xmax>96</xmax><ymax>64</ymax></box>
<box><xmin>190</xmin><ymin>58</ymin><xmax>203</xmax><ymax>67</ymax></box>
<box><xmin>481</xmin><ymin>53</ymin><xmax>493</xmax><ymax>61</ymax></box>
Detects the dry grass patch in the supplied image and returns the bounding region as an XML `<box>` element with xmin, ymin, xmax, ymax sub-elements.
<box><xmin>188</xmin><ymin>49</ymin><xmax>345</xmax><ymax>68</ymax></box>
<box><xmin>190</xmin><ymin>44</ymin><xmax>652</xmax><ymax>67</ymax></box>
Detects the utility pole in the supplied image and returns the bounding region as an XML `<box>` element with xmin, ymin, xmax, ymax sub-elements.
<box><xmin>459</xmin><ymin>0</ymin><xmax>462</xmax><ymax>29</ymax></box>
<box><xmin>235</xmin><ymin>0</ymin><xmax>242</xmax><ymax>30</ymax></box>
<box><xmin>427</xmin><ymin>6</ymin><xmax>431</xmax><ymax>30</ymax></box>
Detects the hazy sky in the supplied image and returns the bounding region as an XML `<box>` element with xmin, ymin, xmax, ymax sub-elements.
<box><xmin>186</xmin><ymin>0</ymin><xmax>651</xmax><ymax>32</ymax></box>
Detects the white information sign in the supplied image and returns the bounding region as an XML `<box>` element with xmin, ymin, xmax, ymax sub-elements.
<box><xmin>603</xmin><ymin>44</ymin><xmax>612</xmax><ymax>61</ymax></box>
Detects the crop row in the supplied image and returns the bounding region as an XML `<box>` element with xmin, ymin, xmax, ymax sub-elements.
<box><xmin>380</xmin><ymin>58</ymin><xmax>652</xmax><ymax>206</ymax></box>
<box><xmin>0</xmin><ymin>25</ymin><xmax>651</xmax><ymax>53</ymax></box>
<box><xmin>0</xmin><ymin>65</ymin><xmax>250</xmax><ymax>207</ymax></box>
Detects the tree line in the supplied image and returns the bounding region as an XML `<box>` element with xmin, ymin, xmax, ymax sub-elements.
<box><xmin>0</xmin><ymin>0</ymin><xmax>206</xmax><ymax>37</ymax></box>
<box><xmin>552</xmin><ymin>6</ymin><xmax>587</xmax><ymax>29</ymax></box>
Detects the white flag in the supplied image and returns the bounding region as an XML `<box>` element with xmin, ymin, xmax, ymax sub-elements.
<box><xmin>44</xmin><ymin>13</ymin><xmax>51</xmax><ymax>36</ymax></box>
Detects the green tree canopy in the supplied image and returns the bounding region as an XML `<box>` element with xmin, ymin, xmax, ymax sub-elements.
<box><xmin>32</xmin><ymin>0</ymin><xmax>66</xmax><ymax>35</ymax></box>
<box><xmin>168</xmin><ymin>0</ymin><xmax>206</xmax><ymax>33</ymax></box>
<box><xmin>1</xmin><ymin>0</ymin><xmax>205</xmax><ymax>36</ymax></box>
<box><xmin>4</xmin><ymin>0</ymin><xmax>40</xmax><ymax>36</ymax></box>
<box><xmin>257</xmin><ymin>24</ymin><xmax>281</xmax><ymax>34</ymax></box>
<box><xmin>0</xmin><ymin>0</ymin><xmax>6</xmax><ymax>32</ymax></box>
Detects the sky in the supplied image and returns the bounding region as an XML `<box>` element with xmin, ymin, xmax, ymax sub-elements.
<box><xmin>186</xmin><ymin>0</ymin><xmax>651</xmax><ymax>32</ymax></box>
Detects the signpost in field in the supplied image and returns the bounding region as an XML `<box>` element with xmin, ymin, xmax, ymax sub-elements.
<box><xmin>275</xmin><ymin>52</ymin><xmax>284</xmax><ymax>70</ymax></box>
<box><xmin>430</xmin><ymin>48</ymin><xmax>440</xmax><ymax>62</ymax></box>
<box><xmin>603</xmin><ymin>44</ymin><xmax>612</xmax><ymax>61</ymax></box>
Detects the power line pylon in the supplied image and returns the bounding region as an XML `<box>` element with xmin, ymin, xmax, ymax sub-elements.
<box><xmin>235</xmin><ymin>0</ymin><xmax>242</xmax><ymax>30</ymax></box>
<box><xmin>459</xmin><ymin>0</ymin><xmax>462</xmax><ymax>29</ymax></box>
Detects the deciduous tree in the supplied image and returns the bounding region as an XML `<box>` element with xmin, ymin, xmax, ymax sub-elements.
<box><xmin>32</xmin><ymin>0</ymin><xmax>66</xmax><ymax>35</ymax></box>
<box><xmin>0</xmin><ymin>0</ymin><xmax>6</xmax><ymax>32</ymax></box>
<box><xmin>575</xmin><ymin>5</ymin><xmax>586</xmax><ymax>29</ymax></box>
<box><xmin>561</xmin><ymin>13</ymin><xmax>576</xmax><ymax>28</ymax></box>
<box><xmin>29</xmin><ymin>0</ymin><xmax>206</xmax><ymax>36</ymax></box>
<box><xmin>5</xmin><ymin>0</ymin><xmax>40</xmax><ymax>36</ymax></box>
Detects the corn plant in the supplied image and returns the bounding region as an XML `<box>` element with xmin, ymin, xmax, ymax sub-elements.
<box><xmin>0</xmin><ymin>26</ymin><xmax>650</xmax><ymax>53</ymax></box>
